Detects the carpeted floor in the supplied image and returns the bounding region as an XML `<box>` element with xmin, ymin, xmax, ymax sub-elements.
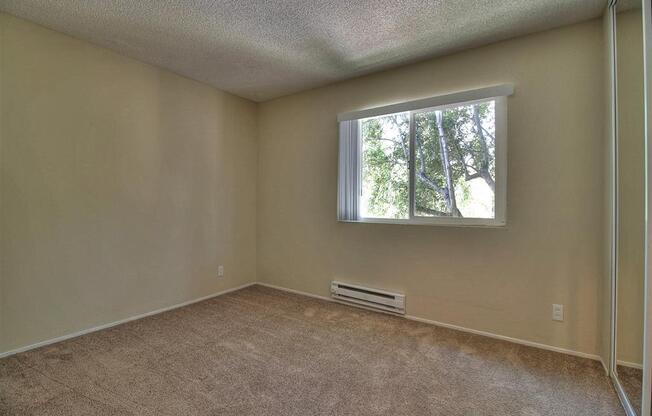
<box><xmin>1</xmin><ymin>285</ymin><xmax>623</xmax><ymax>415</ymax></box>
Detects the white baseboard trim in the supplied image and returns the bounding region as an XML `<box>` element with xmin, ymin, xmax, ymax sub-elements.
<box><xmin>601</xmin><ymin>358</ymin><xmax>609</xmax><ymax>376</ymax></box>
<box><xmin>256</xmin><ymin>281</ymin><xmax>608</xmax><ymax>372</ymax></box>
<box><xmin>1</xmin><ymin>280</ymin><xmax>610</xmax><ymax>376</ymax></box>
<box><xmin>405</xmin><ymin>314</ymin><xmax>602</xmax><ymax>361</ymax></box>
<box><xmin>257</xmin><ymin>282</ymin><xmax>408</xmax><ymax>317</ymax></box>
<box><xmin>0</xmin><ymin>282</ymin><xmax>256</xmax><ymax>359</ymax></box>
<box><xmin>257</xmin><ymin>282</ymin><xmax>333</xmax><ymax>302</ymax></box>
<box><xmin>617</xmin><ymin>359</ymin><xmax>644</xmax><ymax>370</ymax></box>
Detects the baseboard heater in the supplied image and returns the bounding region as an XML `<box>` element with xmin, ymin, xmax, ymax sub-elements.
<box><xmin>330</xmin><ymin>281</ymin><xmax>405</xmax><ymax>315</ymax></box>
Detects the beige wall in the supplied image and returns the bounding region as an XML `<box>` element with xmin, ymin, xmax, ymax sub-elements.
<box><xmin>616</xmin><ymin>8</ymin><xmax>645</xmax><ymax>366</ymax></box>
<box><xmin>0</xmin><ymin>14</ymin><xmax>258</xmax><ymax>353</ymax></box>
<box><xmin>257</xmin><ymin>20</ymin><xmax>606</xmax><ymax>356</ymax></box>
<box><xmin>0</xmin><ymin>13</ymin><xmax>613</xmax><ymax>359</ymax></box>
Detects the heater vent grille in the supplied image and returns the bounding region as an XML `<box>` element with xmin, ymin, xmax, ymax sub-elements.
<box><xmin>330</xmin><ymin>281</ymin><xmax>405</xmax><ymax>315</ymax></box>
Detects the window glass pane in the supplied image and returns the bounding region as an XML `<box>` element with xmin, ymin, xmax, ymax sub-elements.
<box><xmin>360</xmin><ymin>112</ymin><xmax>410</xmax><ymax>219</ymax></box>
<box><xmin>414</xmin><ymin>100</ymin><xmax>496</xmax><ymax>218</ymax></box>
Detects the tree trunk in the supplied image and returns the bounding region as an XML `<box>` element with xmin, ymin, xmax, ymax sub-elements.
<box><xmin>472</xmin><ymin>105</ymin><xmax>495</xmax><ymax>192</ymax></box>
<box><xmin>435</xmin><ymin>111</ymin><xmax>460</xmax><ymax>216</ymax></box>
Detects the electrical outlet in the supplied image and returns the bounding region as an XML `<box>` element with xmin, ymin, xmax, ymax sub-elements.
<box><xmin>217</xmin><ymin>265</ymin><xmax>224</xmax><ymax>278</ymax></box>
<box><xmin>552</xmin><ymin>304</ymin><xmax>564</xmax><ymax>321</ymax></box>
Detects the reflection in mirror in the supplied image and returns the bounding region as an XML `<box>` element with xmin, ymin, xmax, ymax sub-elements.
<box><xmin>615</xmin><ymin>0</ymin><xmax>644</xmax><ymax>414</ymax></box>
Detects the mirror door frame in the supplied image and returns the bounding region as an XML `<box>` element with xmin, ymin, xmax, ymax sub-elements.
<box><xmin>643</xmin><ymin>0</ymin><xmax>651</xmax><ymax>413</ymax></box>
<box><xmin>606</xmin><ymin>0</ymin><xmax>627</xmax><ymax>411</ymax></box>
<box><xmin>608</xmin><ymin>0</ymin><xmax>652</xmax><ymax>415</ymax></box>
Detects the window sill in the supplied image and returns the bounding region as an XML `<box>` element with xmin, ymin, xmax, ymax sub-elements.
<box><xmin>338</xmin><ymin>218</ymin><xmax>507</xmax><ymax>228</ymax></box>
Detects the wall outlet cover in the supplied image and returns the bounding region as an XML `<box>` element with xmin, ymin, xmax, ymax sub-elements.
<box><xmin>552</xmin><ymin>304</ymin><xmax>564</xmax><ymax>321</ymax></box>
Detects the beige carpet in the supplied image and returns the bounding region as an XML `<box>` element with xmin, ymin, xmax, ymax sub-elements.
<box><xmin>1</xmin><ymin>285</ymin><xmax>623</xmax><ymax>415</ymax></box>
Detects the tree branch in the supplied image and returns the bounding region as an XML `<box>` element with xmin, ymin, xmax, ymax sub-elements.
<box><xmin>472</xmin><ymin>105</ymin><xmax>496</xmax><ymax>192</ymax></box>
<box><xmin>435</xmin><ymin>110</ymin><xmax>460</xmax><ymax>216</ymax></box>
<box><xmin>416</xmin><ymin>205</ymin><xmax>459</xmax><ymax>217</ymax></box>
<box><xmin>481</xmin><ymin>126</ymin><xmax>495</xmax><ymax>142</ymax></box>
<box><xmin>416</xmin><ymin>171</ymin><xmax>445</xmax><ymax>195</ymax></box>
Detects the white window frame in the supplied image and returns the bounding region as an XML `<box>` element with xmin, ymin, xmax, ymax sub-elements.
<box><xmin>337</xmin><ymin>84</ymin><xmax>512</xmax><ymax>227</ymax></box>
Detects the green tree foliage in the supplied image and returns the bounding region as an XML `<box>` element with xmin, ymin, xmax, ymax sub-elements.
<box><xmin>361</xmin><ymin>102</ymin><xmax>495</xmax><ymax>219</ymax></box>
<box><xmin>361</xmin><ymin>114</ymin><xmax>409</xmax><ymax>218</ymax></box>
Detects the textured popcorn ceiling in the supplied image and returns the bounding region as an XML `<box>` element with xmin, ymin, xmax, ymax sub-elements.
<box><xmin>0</xmin><ymin>0</ymin><xmax>605</xmax><ymax>101</ymax></box>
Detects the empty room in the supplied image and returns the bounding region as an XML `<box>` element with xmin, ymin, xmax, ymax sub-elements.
<box><xmin>0</xmin><ymin>0</ymin><xmax>651</xmax><ymax>415</ymax></box>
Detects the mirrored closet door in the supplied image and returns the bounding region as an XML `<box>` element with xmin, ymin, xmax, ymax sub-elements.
<box><xmin>610</xmin><ymin>0</ymin><xmax>650</xmax><ymax>415</ymax></box>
